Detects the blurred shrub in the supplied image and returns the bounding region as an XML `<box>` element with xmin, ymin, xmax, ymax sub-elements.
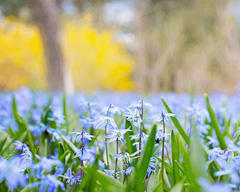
<box><xmin>63</xmin><ymin>13</ymin><xmax>134</xmax><ymax>91</ymax></box>
<box><xmin>0</xmin><ymin>17</ymin><xmax>46</xmax><ymax>90</ymax></box>
<box><xmin>0</xmin><ymin>14</ymin><xmax>134</xmax><ymax>91</ymax></box>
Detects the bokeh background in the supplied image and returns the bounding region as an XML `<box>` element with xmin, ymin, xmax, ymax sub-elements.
<box><xmin>0</xmin><ymin>0</ymin><xmax>240</xmax><ymax>94</ymax></box>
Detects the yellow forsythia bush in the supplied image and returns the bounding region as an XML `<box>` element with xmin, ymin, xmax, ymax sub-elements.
<box><xmin>0</xmin><ymin>17</ymin><xmax>46</xmax><ymax>90</ymax></box>
<box><xmin>0</xmin><ymin>14</ymin><xmax>134</xmax><ymax>91</ymax></box>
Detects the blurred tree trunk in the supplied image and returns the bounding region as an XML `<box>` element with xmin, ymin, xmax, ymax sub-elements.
<box><xmin>28</xmin><ymin>0</ymin><xmax>74</xmax><ymax>94</ymax></box>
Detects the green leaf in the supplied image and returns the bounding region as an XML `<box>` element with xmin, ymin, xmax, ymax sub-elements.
<box><xmin>152</xmin><ymin>153</ymin><xmax>173</xmax><ymax>171</ymax></box>
<box><xmin>27</xmin><ymin>129</ymin><xmax>36</xmax><ymax>161</ymax></box>
<box><xmin>133</xmin><ymin>124</ymin><xmax>157</xmax><ymax>192</ymax></box>
<box><xmin>0</xmin><ymin>137</ymin><xmax>16</xmax><ymax>156</ymax></box>
<box><xmin>0</xmin><ymin>135</ymin><xmax>8</xmax><ymax>151</ymax></box>
<box><xmin>59</xmin><ymin>150</ymin><xmax>69</xmax><ymax>163</ymax></box>
<box><xmin>58</xmin><ymin>143</ymin><xmax>65</xmax><ymax>158</ymax></box>
<box><xmin>205</xmin><ymin>94</ymin><xmax>227</xmax><ymax>149</ymax></box>
<box><xmin>61</xmin><ymin>135</ymin><xmax>78</xmax><ymax>153</ymax></box>
<box><xmin>162</xmin><ymin>97</ymin><xmax>191</xmax><ymax>146</ymax></box>
<box><xmin>96</xmin><ymin>170</ymin><xmax>125</xmax><ymax>191</ymax></box>
<box><xmin>171</xmin><ymin>130</ymin><xmax>180</xmax><ymax>185</ymax></box>
<box><xmin>191</xmin><ymin>126</ymin><xmax>206</xmax><ymax>179</ymax></box>
<box><xmin>170</xmin><ymin>180</ymin><xmax>184</xmax><ymax>192</ymax></box>
<box><xmin>125</xmin><ymin>119</ymin><xmax>137</xmax><ymax>155</ymax></box>
<box><xmin>12</xmin><ymin>96</ymin><xmax>28</xmax><ymax>132</ymax></box>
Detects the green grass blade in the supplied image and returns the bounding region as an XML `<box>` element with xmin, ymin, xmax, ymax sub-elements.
<box><xmin>96</xmin><ymin>170</ymin><xmax>125</xmax><ymax>191</ymax></box>
<box><xmin>125</xmin><ymin>119</ymin><xmax>137</xmax><ymax>155</ymax></box>
<box><xmin>134</xmin><ymin>124</ymin><xmax>157</xmax><ymax>192</ymax></box>
<box><xmin>205</xmin><ymin>94</ymin><xmax>227</xmax><ymax>149</ymax></box>
<box><xmin>171</xmin><ymin>130</ymin><xmax>180</xmax><ymax>185</ymax></box>
<box><xmin>169</xmin><ymin>180</ymin><xmax>184</xmax><ymax>192</ymax></box>
<box><xmin>61</xmin><ymin>135</ymin><xmax>78</xmax><ymax>153</ymax></box>
<box><xmin>27</xmin><ymin>129</ymin><xmax>36</xmax><ymax>161</ymax></box>
<box><xmin>162</xmin><ymin>97</ymin><xmax>191</xmax><ymax>146</ymax></box>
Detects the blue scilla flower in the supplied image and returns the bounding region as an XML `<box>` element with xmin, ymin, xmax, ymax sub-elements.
<box><xmin>198</xmin><ymin>178</ymin><xmax>236</xmax><ymax>192</ymax></box>
<box><xmin>209</xmin><ymin>147</ymin><xmax>235</xmax><ymax>163</ymax></box>
<box><xmin>74</xmin><ymin>146</ymin><xmax>97</xmax><ymax>161</ymax></box>
<box><xmin>78</xmin><ymin>117</ymin><xmax>93</xmax><ymax>130</ymax></box>
<box><xmin>14</xmin><ymin>141</ymin><xmax>32</xmax><ymax>170</ymax></box>
<box><xmin>29</xmin><ymin>123</ymin><xmax>46</xmax><ymax>137</ymax></box>
<box><xmin>0</xmin><ymin>125</ymin><xmax>5</xmax><ymax>132</ymax></box>
<box><xmin>155</xmin><ymin>130</ymin><xmax>170</xmax><ymax>144</ymax></box>
<box><xmin>0</xmin><ymin>156</ymin><xmax>27</xmax><ymax>190</ymax></box>
<box><xmin>103</xmin><ymin>169</ymin><xmax>115</xmax><ymax>177</ymax></box>
<box><xmin>130</xmin><ymin>100</ymin><xmax>154</xmax><ymax>111</ymax></box>
<box><xmin>113</xmin><ymin>152</ymin><xmax>139</xmax><ymax>164</ymax></box>
<box><xmin>186</xmin><ymin>104</ymin><xmax>209</xmax><ymax>125</ymax></box>
<box><xmin>214</xmin><ymin>159</ymin><xmax>240</xmax><ymax>186</ymax></box>
<box><xmin>124</xmin><ymin>166</ymin><xmax>134</xmax><ymax>175</ymax></box>
<box><xmin>197</xmin><ymin>124</ymin><xmax>210</xmax><ymax>138</ymax></box>
<box><xmin>47</xmin><ymin>109</ymin><xmax>66</xmax><ymax>127</ymax></box>
<box><xmin>30</xmin><ymin>174</ymin><xmax>65</xmax><ymax>192</ymax></box>
<box><xmin>93</xmin><ymin>116</ymin><xmax>117</xmax><ymax>130</ymax></box>
<box><xmin>14</xmin><ymin>140</ymin><xmax>29</xmax><ymax>151</ymax></box>
<box><xmin>60</xmin><ymin>168</ymin><xmax>75</xmax><ymax>186</ymax></box>
<box><xmin>147</xmin><ymin>157</ymin><xmax>158</xmax><ymax>177</ymax></box>
<box><xmin>130</xmin><ymin>132</ymin><xmax>149</xmax><ymax>150</ymax></box>
<box><xmin>105</xmin><ymin>127</ymin><xmax>132</xmax><ymax>143</ymax></box>
<box><xmin>101</xmin><ymin>104</ymin><xmax>122</xmax><ymax>116</ymax></box>
<box><xmin>117</xmin><ymin>166</ymin><xmax>135</xmax><ymax>176</ymax></box>
<box><xmin>32</xmin><ymin>155</ymin><xmax>63</xmax><ymax>178</ymax></box>
<box><xmin>151</xmin><ymin>112</ymin><xmax>176</xmax><ymax>127</ymax></box>
<box><xmin>70</xmin><ymin>130</ymin><xmax>95</xmax><ymax>142</ymax></box>
<box><xmin>47</xmin><ymin>128</ymin><xmax>66</xmax><ymax>142</ymax></box>
<box><xmin>123</xmin><ymin>107</ymin><xmax>141</xmax><ymax>123</ymax></box>
<box><xmin>206</xmin><ymin>135</ymin><xmax>219</xmax><ymax>148</ymax></box>
<box><xmin>98</xmin><ymin>160</ymin><xmax>105</xmax><ymax>169</ymax></box>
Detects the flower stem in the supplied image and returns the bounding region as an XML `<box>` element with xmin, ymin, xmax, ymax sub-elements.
<box><xmin>123</xmin><ymin>163</ymin><xmax>128</xmax><ymax>184</ymax></box>
<box><xmin>114</xmin><ymin>138</ymin><xmax>119</xmax><ymax>179</ymax></box>
<box><xmin>81</xmin><ymin>129</ymin><xmax>84</xmax><ymax>178</ymax></box>
<box><xmin>105</xmin><ymin>104</ymin><xmax>111</xmax><ymax>168</ymax></box>
<box><xmin>161</xmin><ymin>111</ymin><xmax>165</xmax><ymax>191</ymax></box>
<box><xmin>139</xmin><ymin>99</ymin><xmax>143</xmax><ymax>155</ymax></box>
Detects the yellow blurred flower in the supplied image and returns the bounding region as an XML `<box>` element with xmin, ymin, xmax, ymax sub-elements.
<box><xmin>0</xmin><ymin>14</ymin><xmax>134</xmax><ymax>91</ymax></box>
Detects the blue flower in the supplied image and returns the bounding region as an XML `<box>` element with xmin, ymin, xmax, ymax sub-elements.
<box><xmin>155</xmin><ymin>130</ymin><xmax>170</xmax><ymax>143</ymax></box>
<box><xmin>30</xmin><ymin>174</ymin><xmax>65</xmax><ymax>192</ymax></box>
<box><xmin>130</xmin><ymin>132</ymin><xmax>149</xmax><ymax>150</ymax></box>
<box><xmin>103</xmin><ymin>169</ymin><xmax>115</xmax><ymax>177</ymax></box>
<box><xmin>101</xmin><ymin>104</ymin><xmax>122</xmax><ymax>115</ymax></box>
<box><xmin>70</xmin><ymin>130</ymin><xmax>95</xmax><ymax>142</ymax></box>
<box><xmin>60</xmin><ymin>168</ymin><xmax>74</xmax><ymax>186</ymax></box>
<box><xmin>198</xmin><ymin>178</ymin><xmax>236</xmax><ymax>192</ymax></box>
<box><xmin>129</xmin><ymin>100</ymin><xmax>154</xmax><ymax>111</ymax></box>
<box><xmin>93</xmin><ymin>116</ymin><xmax>117</xmax><ymax>130</ymax></box>
<box><xmin>78</xmin><ymin>117</ymin><xmax>93</xmax><ymax>130</ymax></box>
<box><xmin>14</xmin><ymin>140</ymin><xmax>29</xmax><ymax>151</ymax></box>
<box><xmin>147</xmin><ymin>157</ymin><xmax>158</xmax><ymax>176</ymax></box>
<box><xmin>98</xmin><ymin>160</ymin><xmax>105</xmax><ymax>169</ymax></box>
<box><xmin>47</xmin><ymin>128</ymin><xmax>66</xmax><ymax>142</ymax></box>
<box><xmin>105</xmin><ymin>128</ymin><xmax>132</xmax><ymax>143</ymax></box>
<box><xmin>47</xmin><ymin>109</ymin><xmax>66</xmax><ymax>127</ymax></box>
<box><xmin>113</xmin><ymin>152</ymin><xmax>140</xmax><ymax>164</ymax></box>
<box><xmin>123</xmin><ymin>107</ymin><xmax>141</xmax><ymax>123</ymax></box>
<box><xmin>151</xmin><ymin>112</ymin><xmax>176</xmax><ymax>127</ymax></box>
<box><xmin>0</xmin><ymin>156</ymin><xmax>27</xmax><ymax>190</ymax></box>
<box><xmin>32</xmin><ymin>155</ymin><xmax>63</xmax><ymax>178</ymax></box>
<box><xmin>74</xmin><ymin>146</ymin><xmax>97</xmax><ymax>161</ymax></box>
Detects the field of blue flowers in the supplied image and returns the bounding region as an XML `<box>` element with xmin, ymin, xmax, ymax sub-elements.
<box><xmin>0</xmin><ymin>87</ymin><xmax>239</xmax><ymax>192</ymax></box>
